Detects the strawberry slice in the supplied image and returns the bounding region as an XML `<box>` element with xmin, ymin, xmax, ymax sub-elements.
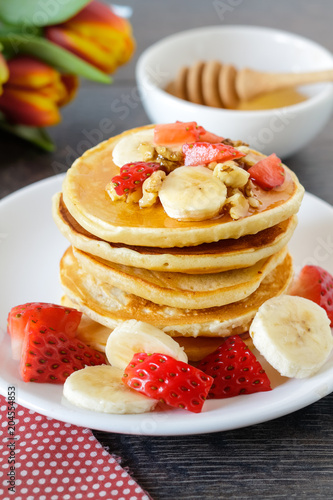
<box><xmin>290</xmin><ymin>265</ymin><xmax>333</xmax><ymax>326</ymax></box>
<box><xmin>198</xmin><ymin>129</ymin><xmax>224</xmax><ymax>143</ymax></box>
<box><xmin>183</xmin><ymin>142</ymin><xmax>245</xmax><ymax>166</ymax></box>
<box><xmin>154</xmin><ymin>121</ymin><xmax>224</xmax><ymax>146</ymax></box>
<box><xmin>20</xmin><ymin>323</ymin><xmax>106</xmax><ymax>384</ymax></box>
<box><xmin>122</xmin><ymin>352</ymin><xmax>213</xmax><ymax>413</ymax></box>
<box><xmin>154</xmin><ymin>121</ymin><xmax>200</xmax><ymax>145</ymax></box>
<box><xmin>7</xmin><ymin>302</ymin><xmax>82</xmax><ymax>360</ymax></box>
<box><xmin>197</xmin><ymin>336</ymin><xmax>271</xmax><ymax>399</ymax></box>
<box><xmin>247</xmin><ymin>153</ymin><xmax>285</xmax><ymax>190</ymax></box>
<box><xmin>111</xmin><ymin>161</ymin><xmax>161</xmax><ymax>196</ymax></box>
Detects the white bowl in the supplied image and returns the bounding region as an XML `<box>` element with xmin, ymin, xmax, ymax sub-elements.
<box><xmin>136</xmin><ymin>26</ymin><xmax>333</xmax><ymax>158</ymax></box>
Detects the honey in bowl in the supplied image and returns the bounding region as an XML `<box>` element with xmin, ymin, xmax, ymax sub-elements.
<box><xmin>166</xmin><ymin>60</ymin><xmax>310</xmax><ymax>110</ymax></box>
<box><xmin>237</xmin><ymin>88</ymin><xmax>307</xmax><ymax>111</ymax></box>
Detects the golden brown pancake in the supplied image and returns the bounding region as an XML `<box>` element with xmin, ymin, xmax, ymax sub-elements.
<box><xmin>72</xmin><ymin>245</ymin><xmax>287</xmax><ymax>309</ymax></box>
<box><xmin>61</xmin><ymin>125</ymin><xmax>304</xmax><ymax>247</ymax></box>
<box><xmin>62</xmin><ymin>295</ymin><xmax>253</xmax><ymax>361</ymax></box>
<box><xmin>59</xmin><ymin>247</ymin><xmax>293</xmax><ymax>338</ymax></box>
<box><xmin>53</xmin><ymin>192</ymin><xmax>297</xmax><ymax>273</ymax></box>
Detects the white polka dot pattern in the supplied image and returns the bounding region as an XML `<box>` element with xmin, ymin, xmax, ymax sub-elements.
<box><xmin>0</xmin><ymin>396</ymin><xmax>151</xmax><ymax>500</ymax></box>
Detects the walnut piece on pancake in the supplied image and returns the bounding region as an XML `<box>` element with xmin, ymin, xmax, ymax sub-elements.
<box><xmin>139</xmin><ymin>170</ymin><xmax>166</xmax><ymax>208</ymax></box>
<box><xmin>139</xmin><ymin>142</ymin><xmax>183</xmax><ymax>173</ymax></box>
<box><xmin>226</xmin><ymin>188</ymin><xmax>250</xmax><ymax>220</ymax></box>
<box><xmin>105</xmin><ymin>181</ymin><xmax>126</xmax><ymax>202</ymax></box>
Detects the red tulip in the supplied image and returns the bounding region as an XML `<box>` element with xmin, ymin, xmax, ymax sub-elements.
<box><xmin>0</xmin><ymin>55</ymin><xmax>78</xmax><ymax>127</ymax></box>
<box><xmin>0</xmin><ymin>53</ymin><xmax>9</xmax><ymax>95</ymax></box>
<box><xmin>44</xmin><ymin>0</ymin><xmax>135</xmax><ymax>74</ymax></box>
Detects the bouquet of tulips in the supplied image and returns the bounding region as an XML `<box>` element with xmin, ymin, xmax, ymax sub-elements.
<box><xmin>0</xmin><ymin>0</ymin><xmax>135</xmax><ymax>150</ymax></box>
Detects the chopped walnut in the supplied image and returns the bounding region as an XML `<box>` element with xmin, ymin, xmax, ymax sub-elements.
<box><xmin>244</xmin><ymin>179</ymin><xmax>255</xmax><ymax>198</ymax></box>
<box><xmin>126</xmin><ymin>188</ymin><xmax>143</xmax><ymax>204</ymax></box>
<box><xmin>105</xmin><ymin>181</ymin><xmax>126</xmax><ymax>202</ymax></box>
<box><xmin>155</xmin><ymin>145</ymin><xmax>183</xmax><ymax>163</ymax></box>
<box><xmin>235</xmin><ymin>145</ymin><xmax>251</xmax><ymax>156</ymax></box>
<box><xmin>244</xmin><ymin>179</ymin><xmax>261</xmax><ymax>208</ymax></box>
<box><xmin>213</xmin><ymin>161</ymin><xmax>250</xmax><ymax>188</ymax></box>
<box><xmin>138</xmin><ymin>142</ymin><xmax>183</xmax><ymax>173</ymax></box>
<box><xmin>222</xmin><ymin>138</ymin><xmax>249</xmax><ymax>148</ymax></box>
<box><xmin>139</xmin><ymin>170</ymin><xmax>166</xmax><ymax>208</ymax></box>
<box><xmin>227</xmin><ymin>188</ymin><xmax>249</xmax><ymax>220</ymax></box>
<box><xmin>248</xmin><ymin>197</ymin><xmax>260</xmax><ymax>208</ymax></box>
<box><xmin>139</xmin><ymin>142</ymin><xmax>155</xmax><ymax>162</ymax></box>
<box><xmin>207</xmin><ymin>161</ymin><xmax>218</xmax><ymax>171</ymax></box>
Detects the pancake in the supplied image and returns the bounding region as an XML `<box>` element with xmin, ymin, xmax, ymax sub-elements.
<box><xmin>53</xmin><ymin>192</ymin><xmax>297</xmax><ymax>273</ymax></box>
<box><xmin>61</xmin><ymin>295</ymin><xmax>253</xmax><ymax>361</ymax></box>
<box><xmin>59</xmin><ymin>246</ymin><xmax>293</xmax><ymax>338</ymax></box>
<box><xmin>72</xmin><ymin>245</ymin><xmax>287</xmax><ymax>309</ymax></box>
<box><xmin>61</xmin><ymin>125</ymin><xmax>304</xmax><ymax>247</ymax></box>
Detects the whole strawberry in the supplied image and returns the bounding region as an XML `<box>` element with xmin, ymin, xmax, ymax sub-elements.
<box><xmin>111</xmin><ymin>161</ymin><xmax>161</xmax><ymax>196</ymax></box>
<box><xmin>290</xmin><ymin>265</ymin><xmax>333</xmax><ymax>326</ymax></box>
<box><xmin>20</xmin><ymin>323</ymin><xmax>106</xmax><ymax>384</ymax></box>
<box><xmin>122</xmin><ymin>352</ymin><xmax>213</xmax><ymax>413</ymax></box>
<box><xmin>197</xmin><ymin>336</ymin><xmax>271</xmax><ymax>399</ymax></box>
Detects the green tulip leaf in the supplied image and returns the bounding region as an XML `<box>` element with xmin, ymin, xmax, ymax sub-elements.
<box><xmin>0</xmin><ymin>0</ymin><xmax>91</xmax><ymax>27</ymax></box>
<box><xmin>0</xmin><ymin>35</ymin><xmax>111</xmax><ymax>83</ymax></box>
<box><xmin>0</xmin><ymin>120</ymin><xmax>55</xmax><ymax>151</ymax></box>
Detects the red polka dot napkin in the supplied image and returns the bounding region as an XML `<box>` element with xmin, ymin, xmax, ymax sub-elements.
<box><xmin>0</xmin><ymin>395</ymin><xmax>151</xmax><ymax>500</ymax></box>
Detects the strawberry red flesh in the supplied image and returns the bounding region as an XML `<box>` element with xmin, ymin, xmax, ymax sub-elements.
<box><xmin>290</xmin><ymin>265</ymin><xmax>333</xmax><ymax>326</ymax></box>
<box><xmin>247</xmin><ymin>153</ymin><xmax>285</xmax><ymax>190</ymax></box>
<box><xmin>154</xmin><ymin>122</ymin><xmax>224</xmax><ymax>146</ymax></box>
<box><xmin>197</xmin><ymin>336</ymin><xmax>271</xmax><ymax>399</ymax></box>
<box><xmin>183</xmin><ymin>142</ymin><xmax>245</xmax><ymax>166</ymax></box>
<box><xmin>20</xmin><ymin>323</ymin><xmax>106</xmax><ymax>384</ymax></box>
<box><xmin>7</xmin><ymin>302</ymin><xmax>82</xmax><ymax>360</ymax></box>
<box><xmin>154</xmin><ymin>121</ymin><xmax>200</xmax><ymax>145</ymax></box>
<box><xmin>122</xmin><ymin>352</ymin><xmax>213</xmax><ymax>413</ymax></box>
<box><xmin>198</xmin><ymin>129</ymin><xmax>224</xmax><ymax>143</ymax></box>
<box><xmin>111</xmin><ymin>161</ymin><xmax>161</xmax><ymax>196</ymax></box>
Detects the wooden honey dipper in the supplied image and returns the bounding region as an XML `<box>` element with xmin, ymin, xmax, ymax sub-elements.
<box><xmin>166</xmin><ymin>60</ymin><xmax>333</xmax><ymax>109</ymax></box>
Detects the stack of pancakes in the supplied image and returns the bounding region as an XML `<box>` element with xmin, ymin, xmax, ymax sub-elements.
<box><xmin>52</xmin><ymin>125</ymin><xmax>304</xmax><ymax>361</ymax></box>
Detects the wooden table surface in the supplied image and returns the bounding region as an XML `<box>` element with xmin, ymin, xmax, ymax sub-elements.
<box><xmin>1</xmin><ymin>1</ymin><xmax>333</xmax><ymax>498</ymax></box>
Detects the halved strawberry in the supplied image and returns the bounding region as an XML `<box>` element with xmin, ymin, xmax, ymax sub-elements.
<box><xmin>7</xmin><ymin>302</ymin><xmax>82</xmax><ymax>360</ymax></box>
<box><xmin>290</xmin><ymin>265</ymin><xmax>333</xmax><ymax>326</ymax></box>
<box><xmin>247</xmin><ymin>153</ymin><xmax>285</xmax><ymax>190</ymax></box>
<box><xmin>197</xmin><ymin>336</ymin><xmax>272</xmax><ymax>399</ymax></box>
<box><xmin>122</xmin><ymin>352</ymin><xmax>213</xmax><ymax>413</ymax></box>
<box><xmin>20</xmin><ymin>323</ymin><xmax>106</xmax><ymax>384</ymax></box>
<box><xmin>111</xmin><ymin>161</ymin><xmax>161</xmax><ymax>196</ymax></box>
<box><xmin>183</xmin><ymin>142</ymin><xmax>245</xmax><ymax>166</ymax></box>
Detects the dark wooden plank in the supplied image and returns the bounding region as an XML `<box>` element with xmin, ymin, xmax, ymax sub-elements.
<box><xmin>93</xmin><ymin>393</ymin><xmax>333</xmax><ymax>499</ymax></box>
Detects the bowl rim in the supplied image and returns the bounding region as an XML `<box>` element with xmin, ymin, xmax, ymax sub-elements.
<box><xmin>136</xmin><ymin>24</ymin><xmax>333</xmax><ymax>116</ymax></box>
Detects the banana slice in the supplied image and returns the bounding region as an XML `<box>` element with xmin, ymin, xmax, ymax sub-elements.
<box><xmin>112</xmin><ymin>129</ymin><xmax>154</xmax><ymax>167</ymax></box>
<box><xmin>106</xmin><ymin>319</ymin><xmax>188</xmax><ymax>369</ymax></box>
<box><xmin>159</xmin><ymin>166</ymin><xmax>227</xmax><ymax>221</ymax></box>
<box><xmin>63</xmin><ymin>365</ymin><xmax>157</xmax><ymax>414</ymax></box>
<box><xmin>250</xmin><ymin>295</ymin><xmax>333</xmax><ymax>378</ymax></box>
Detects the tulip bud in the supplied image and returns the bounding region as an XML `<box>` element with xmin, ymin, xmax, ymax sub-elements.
<box><xmin>45</xmin><ymin>0</ymin><xmax>135</xmax><ymax>74</ymax></box>
<box><xmin>0</xmin><ymin>55</ymin><xmax>78</xmax><ymax>127</ymax></box>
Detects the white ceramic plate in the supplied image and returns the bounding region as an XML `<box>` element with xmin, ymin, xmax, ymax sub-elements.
<box><xmin>0</xmin><ymin>175</ymin><xmax>332</xmax><ymax>436</ymax></box>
